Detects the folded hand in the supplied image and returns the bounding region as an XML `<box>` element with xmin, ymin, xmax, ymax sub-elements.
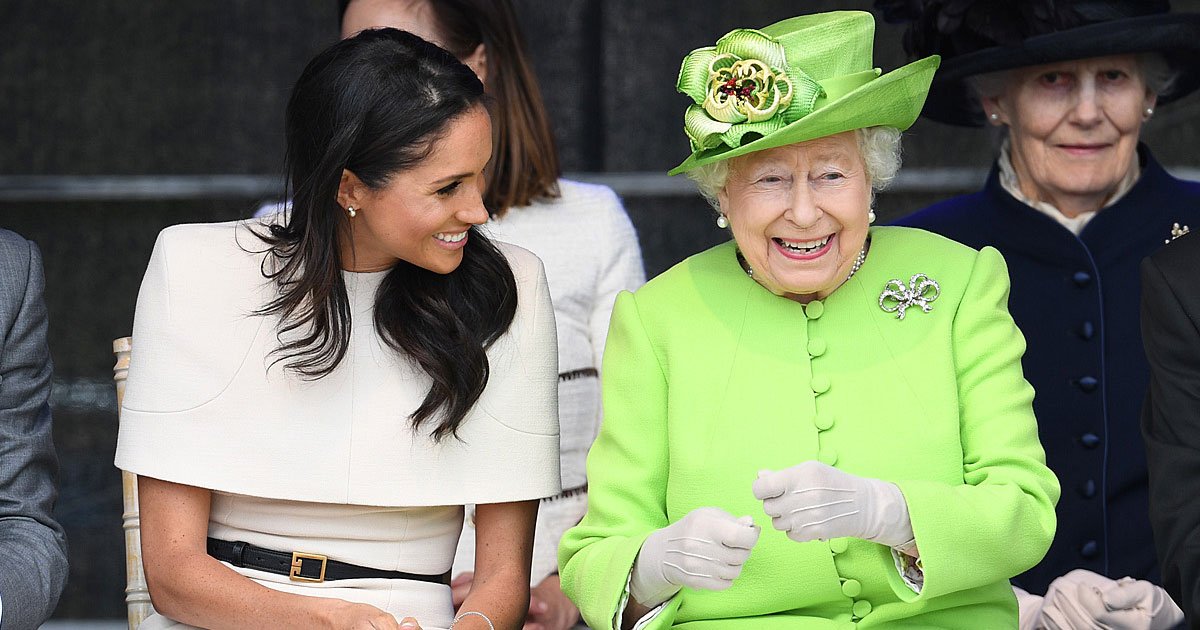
<box><xmin>752</xmin><ymin>461</ymin><xmax>913</xmax><ymax>547</ymax></box>
<box><xmin>629</xmin><ymin>506</ymin><xmax>760</xmax><ymax>607</ymax></box>
<box><xmin>1041</xmin><ymin>569</ymin><xmax>1184</xmax><ymax>630</ymax></box>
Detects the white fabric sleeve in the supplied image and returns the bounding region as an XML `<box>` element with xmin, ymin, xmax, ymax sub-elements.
<box><xmin>588</xmin><ymin>189</ymin><xmax>646</xmax><ymax>372</ymax></box>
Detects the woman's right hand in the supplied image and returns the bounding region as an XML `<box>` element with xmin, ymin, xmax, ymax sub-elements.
<box><xmin>629</xmin><ymin>507</ymin><xmax>760</xmax><ymax>607</ymax></box>
<box><xmin>319</xmin><ymin>600</ymin><xmax>417</xmax><ymax>629</ymax></box>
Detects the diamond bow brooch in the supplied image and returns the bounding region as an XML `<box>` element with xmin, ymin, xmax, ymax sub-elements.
<box><xmin>879</xmin><ymin>274</ymin><xmax>941</xmax><ymax>320</ymax></box>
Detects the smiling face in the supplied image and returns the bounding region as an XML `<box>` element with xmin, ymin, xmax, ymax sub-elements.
<box><xmin>338</xmin><ymin>105</ymin><xmax>492</xmax><ymax>274</ymax></box>
<box><xmin>984</xmin><ymin>55</ymin><xmax>1155</xmax><ymax>216</ymax></box>
<box><xmin>717</xmin><ymin>131</ymin><xmax>872</xmax><ymax>302</ymax></box>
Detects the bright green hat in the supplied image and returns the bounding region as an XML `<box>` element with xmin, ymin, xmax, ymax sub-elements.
<box><xmin>669</xmin><ymin>11</ymin><xmax>940</xmax><ymax>175</ymax></box>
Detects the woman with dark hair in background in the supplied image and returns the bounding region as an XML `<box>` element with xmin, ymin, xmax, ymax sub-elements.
<box><xmin>336</xmin><ymin>2</ymin><xmax>646</xmax><ymax>628</ymax></box>
<box><xmin>116</xmin><ymin>28</ymin><xmax>559</xmax><ymax>630</ymax></box>
<box><xmin>887</xmin><ymin>1</ymin><xmax>1200</xmax><ymax>627</ymax></box>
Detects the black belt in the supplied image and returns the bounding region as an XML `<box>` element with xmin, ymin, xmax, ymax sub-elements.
<box><xmin>206</xmin><ymin>537</ymin><xmax>451</xmax><ymax>585</ymax></box>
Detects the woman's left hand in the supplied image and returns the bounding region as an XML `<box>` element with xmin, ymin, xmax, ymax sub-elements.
<box><xmin>1040</xmin><ymin>570</ymin><xmax>1185</xmax><ymax>630</ymax></box>
<box><xmin>522</xmin><ymin>574</ymin><xmax>579</xmax><ymax>630</ymax></box>
<box><xmin>752</xmin><ymin>461</ymin><xmax>914</xmax><ymax>547</ymax></box>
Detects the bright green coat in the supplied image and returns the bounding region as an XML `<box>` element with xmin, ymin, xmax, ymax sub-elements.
<box><xmin>559</xmin><ymin>227</ymin><xmax>1060</xmax><ymax>629</ymax></box>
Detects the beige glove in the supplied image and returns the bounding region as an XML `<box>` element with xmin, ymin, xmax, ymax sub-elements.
<box><xmin>629</xmin><ymin>507</ymin><xmax>760</xmax><ymax>608</ymax></box>
<box><xmin>752</xmin><ymin>461</ymin><xmax>914</xmax><ymax>547</ymax></box>
<box><xmin>1041</xmin><ymin>569</ymin><xmax>1185</xmax><ymax>630</ymax></box>
<box><xmin>1014</xmin><ymin>584</ymin><xmax>1044</xmax><ymax>630</ymax></box>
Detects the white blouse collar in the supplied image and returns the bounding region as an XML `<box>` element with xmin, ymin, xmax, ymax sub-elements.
<box><xmin>997</xmin><ymin>139</ymin><xmax>1140</xmax><ymax>235</ymax></box>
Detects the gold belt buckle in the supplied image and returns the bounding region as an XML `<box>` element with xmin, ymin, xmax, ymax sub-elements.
<box><xmin>289</xmin><ymin>551</ymin><xmax>328</xmax><ymax>583</ymax></box>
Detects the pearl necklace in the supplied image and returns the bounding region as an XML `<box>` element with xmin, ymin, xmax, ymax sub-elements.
<box><xmin>845</xmin><ymin>246</ymin><xmax>867</xmax><ymax>281</ymax></box>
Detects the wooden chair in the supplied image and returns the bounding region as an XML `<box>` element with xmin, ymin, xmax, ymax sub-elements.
<box><xmin>113</xmin><ymin>336</ymin><xmax>154</xmax><ymax>629</ymax></box>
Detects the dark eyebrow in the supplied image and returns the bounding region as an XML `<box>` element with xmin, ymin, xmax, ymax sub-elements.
<box><xmin>430</xmin><ymin>172</ymin><xmax>473</xmax><ymax>186</ymax></box>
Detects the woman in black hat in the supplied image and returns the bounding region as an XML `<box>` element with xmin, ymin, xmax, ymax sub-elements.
<box><xmin>886</xmin><ymin>1</ymin><xmax>1199</xmax><ymax>627</ymax></box>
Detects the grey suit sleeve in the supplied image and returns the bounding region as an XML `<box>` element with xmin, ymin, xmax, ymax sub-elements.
<box><xmin>0</xmin><ymin>235</ymin><xmax>68</xmax><ymax>629</ymax></box>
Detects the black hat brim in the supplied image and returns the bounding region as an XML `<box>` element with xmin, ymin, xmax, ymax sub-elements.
<box><xmin>923</xmin><ymin>13</ymin><xmax>1200</xmax><ymax>126</ymax></box>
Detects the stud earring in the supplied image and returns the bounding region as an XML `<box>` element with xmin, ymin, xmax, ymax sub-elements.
<box><xmin>347</xmin><ymin>206</ymin><xmax>357</xmax><ymax>218</ymax></box>
<box><xmin>868</xmin><ymin>209</ymin><xmax>877</xmax><ymax>224</ymax></box>
<box><xmin>716</xmin><ymin>214</ymin><xmax>729</xmax><ymax>229</ymax></box>
<box><xmin>1145</xmin><ymin>107</ymin><xmax>1155</xmax><ymax>119</ymax></box>
<box><xmin>989</xmin><ymin>113</ymin><xmax>1000</xmax><ymax>122</ymax></box>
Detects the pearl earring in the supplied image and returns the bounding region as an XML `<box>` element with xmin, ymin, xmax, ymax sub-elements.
<box><xmin>347</xmin><ymin>206</ymin><xmax>357</xmax><ymax>218</ymax></box>
<box><xmin>868</xmin><ymin>209</ymin><xmax>877</xmax><ymax>224</ymax></box>
<box><xmin>716</xmin><ymin>214</ymin><xmax>729</xmax><ymax>229</ymax></box>
<box><xmin>989</xmin><ymin>113</ymin><xmax>1000</xmax><ymax>122</ymax></box>
<box><xmin>1145</xmin><ymin>107</ymin><xmax>1155</xmax><ymax>119</ymax></box>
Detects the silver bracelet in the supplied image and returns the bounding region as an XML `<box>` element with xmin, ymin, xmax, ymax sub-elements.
<box><xmin>452</xmin><ymin>610</ymin><xmax>495</xmax><ymax>630</ymax></box>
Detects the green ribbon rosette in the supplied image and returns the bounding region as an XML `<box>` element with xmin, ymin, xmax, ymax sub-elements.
<box><xmin>677</xmin><ymin>28</ymin><xmax>823</xmax><ymax>152</ymax></box>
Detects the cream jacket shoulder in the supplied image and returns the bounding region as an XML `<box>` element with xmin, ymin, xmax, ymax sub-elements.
<box><xmin>115</xmin><ymin>220</ymin><xmax>560</xmax><ymax>506</ymax></box>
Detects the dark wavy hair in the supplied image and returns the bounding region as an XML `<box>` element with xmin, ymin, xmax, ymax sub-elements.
<box><xmin>255</xmin><ymin>28</ymin><xmax>518</xmax><ymax>441</ymax></box>
<box><xmin>339</xmin><ymin>0</ymin><xmax>561</xmax><ymax>216</ymax></box>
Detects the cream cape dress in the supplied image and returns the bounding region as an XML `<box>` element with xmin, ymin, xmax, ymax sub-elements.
<box><xmin>115</xmin><ymin>220</ymin><xmax>560</xmax><ymax>629</ymax></box>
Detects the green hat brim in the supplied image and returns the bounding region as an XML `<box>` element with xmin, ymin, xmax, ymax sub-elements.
<box><xmin>668</xmin><ymin>55</ymin><xmax>940</xmax><ymax>175</ymax></box>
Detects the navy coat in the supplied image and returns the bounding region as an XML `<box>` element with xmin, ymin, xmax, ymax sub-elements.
<box><xmin>895</xmin><ymin>146</ymin><xmax>1200</xmax><ymax>595</ymax></box>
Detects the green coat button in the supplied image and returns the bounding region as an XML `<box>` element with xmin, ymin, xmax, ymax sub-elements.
<box><xmin>853</xmin><ymin>600</ymin><xmax>873</xmax><ymax>618</ymax></box>
<box><xmin>828</xmin><ymin>538</ymin><xmax>849</xmax><ymax>554</ymax></box>
<box><xmin>808</xmin><ymin>338</ymin><xmax>827</xmax><ymax>357</ymax></box>
<box><xmin>814</xmin><ymin>413</ymin><xmax>834</xmax><ymax>431</ymax></box>
<box><xmin>811</xmin><ymin>375</ymin><xmax>830</xmax><ymax>394</ymax></box>
<box><xmin>805</xmin><ymin>300</ymin><xmax>825</xmax><ymax>319</ymax></box>
<box><xmin>841</xmin><ymin>578</ymin><xmax>862</xmax><ymax>598</ymax></box>
<box><xmin>818</xmin><ymin>448</ymin><xmax>838</xmax><ymax>465</ymax></box>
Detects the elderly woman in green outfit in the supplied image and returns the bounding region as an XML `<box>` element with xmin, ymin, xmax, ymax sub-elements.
<box><xmin>559</xmin><ymin>11</ymin><xmax>1060</xmax><ymax>629</ymax></box>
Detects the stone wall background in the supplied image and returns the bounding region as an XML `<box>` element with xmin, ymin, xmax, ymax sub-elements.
<box><xmin>4</xmin><ymin>0</ymin><xmax>1200</xmax><ymax>618</ymax></box>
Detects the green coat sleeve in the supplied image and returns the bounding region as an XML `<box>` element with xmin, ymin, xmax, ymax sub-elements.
<box><xmin>889</xmin><ymin>246</ymin><xmax>1061</xmax><ymax>601</ymax></box>
<box><xmin>559</xmin><ymin>290</ymin><xmax>681</xmax><ymax>629</ymax></box>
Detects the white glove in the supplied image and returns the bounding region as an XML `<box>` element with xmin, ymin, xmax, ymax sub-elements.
<box><xmin>629</xmin><ymin>507</ymin><xmax>760</xmax><ymax>607</ymax></box>
<box><xmin>1013</xmin><ymin>585</ymin><xmax>1045</xmax><ymax>630</ymax></box>
<box><xmin>1041</xmin><ymin>569</ymin><xmax>1185</xmax><ymax>630</ymax></box>
<box><xmin>752</xmin><ymin>461</ymin><xmax>914</xmax><ymax>548</ymax></box>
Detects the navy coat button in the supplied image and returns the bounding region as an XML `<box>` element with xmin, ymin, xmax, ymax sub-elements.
<box><xmin>1080</xmin><ymin>433</ymin><xmax>1101</xmax><ymax>448</ymax></box>
<box><xmin>1073</xmin><ymin>271</ymin><xmax>1092</xmax><ymax>286</ymax></box>
<box><xmin>1081</xmin><ymin>479</ymin><xmax>1097</xmax><ymax>498</ymax></box>
<box><xmin>1078</xmin><ymin>376</ymin><xmax>1099</xmax><ymax>392</ymax></box>
<box><xmin>1080</xmin><ymin>540</ymin><xmax>1099</xmax><ymax>558</ymax></box>
<box><xmin>1078</xmin><ymin>321</ymin><xmax>1095</xmax><ymax>340</ymax></box>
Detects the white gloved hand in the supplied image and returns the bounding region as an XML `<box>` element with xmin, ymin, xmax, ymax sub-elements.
<box><xmin>1013</xmin><ymin>585</ymin><xmax>1044</xmax><ymax>630</ymax></box>
<box><xmin>751</xmin><ymin>461</ymin><xmax>914</xmax><ymax>548</ymax></box>
<box><xmin>1041</xmin><ymin>569</ymin><xmax>1185</xmax><ymax>630</ymax></box>
<box><xmin>629</xmin><ymin>507</ymin><xmax>760</xmax><ymax>608</ymax></box>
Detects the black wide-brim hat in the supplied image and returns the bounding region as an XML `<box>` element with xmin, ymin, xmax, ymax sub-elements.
<box><xmin>893</xmin><ymin>1</ymin><xmax>1200</xmax><ymax>126</ymax></box>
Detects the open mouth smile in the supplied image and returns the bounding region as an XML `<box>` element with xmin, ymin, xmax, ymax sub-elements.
<box><xmin>772</xmin><ymin>234</ymin><xmax>834</xmax><ymax>260</ymax></box>
<box><xmin>433</xmin><ymin>230</ymin><xmax>469</xmax><ymax>248</ymax></box>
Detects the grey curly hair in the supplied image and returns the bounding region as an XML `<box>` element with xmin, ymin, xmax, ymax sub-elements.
<box><xmin>686</xmin><ymin>126</ymin><xmax>904</xmax><ymax>211</ymax></box>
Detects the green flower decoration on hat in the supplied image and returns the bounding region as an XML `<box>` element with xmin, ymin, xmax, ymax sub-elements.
<box><xmin>668</xmin><ymin>11</ymin><xmax>941</xmax><ymax>176</ymax></box>
<box><xmin>678</xmin><ymin>29</ymin><xmax>823</xmax><ymax>152</ymax></box>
